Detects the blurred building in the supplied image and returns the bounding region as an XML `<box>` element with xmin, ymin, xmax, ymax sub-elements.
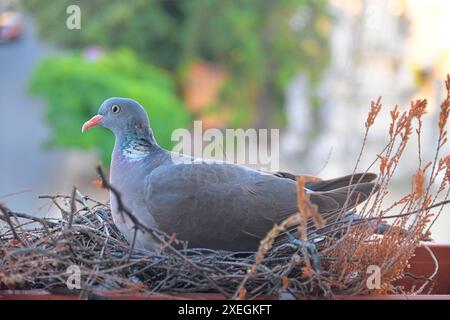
<box><xmin>282</xmin><ymin>0</ymin><xmax>450</xmax><ymax>179</ymax></box>
<box><xmin>281</xmin><ymin>0</ymin><xmax>450</xmax><ymax>243</ymax></box>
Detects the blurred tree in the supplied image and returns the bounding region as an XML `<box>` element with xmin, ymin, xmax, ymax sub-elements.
<box><xmin>29</xmin><ymin>48</ymin><xmax>190</xmax><ymax>166</ymax></box>
<box><xmin>23</xmin><ymin>0</ymin><xmax>330</xmax><ymax>127</ymax></box>
<box><xmin>180</xmin><ymin>0</ymin><xmax>330</xmax><ymax>128</ymax></box>
<box><xmin>23</xmin><ymin>0</ymin><xmax>185</xmax><ymax>69</ymax></box>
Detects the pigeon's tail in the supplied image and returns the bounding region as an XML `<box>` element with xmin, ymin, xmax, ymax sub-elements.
<box><xmin>274</xmin><ymin>173</ymin><xmax>380</xmax><ymax>245</ymax></box>
<box><xmin>308</xmin><ymin>181</ymin><xmax>379</xmax><ymax>219</ymax></box>
<box><xmin>275</xmin><ymin>172</ymin><xmax>379</xmax><ymax>219</ymax></box>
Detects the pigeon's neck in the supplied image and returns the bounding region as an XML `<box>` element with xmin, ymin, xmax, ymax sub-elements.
<box><xmin>114</xmin><ymin>127</ymin><xmax>159</xmax><ymax>161</ymax></box>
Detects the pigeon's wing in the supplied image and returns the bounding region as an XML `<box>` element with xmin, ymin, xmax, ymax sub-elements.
<box><xmin>144</xmin><ymin>163</ymin><xmax>298</xmax><ymax>251</ymax></box>
<box><xmin>144</xmin><ymin>163</ymin><xmax>378</xmax><ymax>251</ymax></box>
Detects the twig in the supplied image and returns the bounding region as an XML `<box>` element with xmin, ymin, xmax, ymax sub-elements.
<box><xmin>0</xmin><ymin>204</ymin><xmax>24</xmax><ymax>245</ymax></box>
<box><xmin>413</xmin><ymin>245</ymin><xmax>439</xmax><ymax>295</ymax></box>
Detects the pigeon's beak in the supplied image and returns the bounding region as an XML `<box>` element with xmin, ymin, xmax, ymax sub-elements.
<box><xmin>82</xmin><ymin>115</ymin><xmax>103</xmax><ymax>133</ymax></box>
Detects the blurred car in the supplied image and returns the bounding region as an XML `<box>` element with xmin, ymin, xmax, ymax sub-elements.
<box><xmin>0</xmin><ymin>10</ymin><xmax>23</xmax><ymax>42</ymax></box>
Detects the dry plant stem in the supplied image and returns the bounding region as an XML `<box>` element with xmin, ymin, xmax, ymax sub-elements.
<box><xmin>315</xmin><ymin>198</ymin><xmax>450</xmax><ymax>240</ymax></box>
<box><xmin>0</xmin><ymin>205</ymin><xmax>24</xmax><ymax>245</ymax></box>
<box><xmin>340</xmin><ymin>97</ymin><xmax>382</xmax><ymax>221</ymax></box>
<box><xmin>95</xmin><ymin>165</ymin><xmax>167</xmax><ymax>243</ymax></box>
<box><xmin>0</xmin><ymin>189</ymin><xmax>33</xmax><ymax>200</ymax></box>
<box><xmin>67</xmin><ymin>186</ymin><xmax>76</xmax><ymax>230</ymax></box>
<box><xmin>426</xmin><ymin>187</ymin><xmax>450</xmax><ymax>233</ymax></box>
<box><xmin>412</xmin><ymin>245</ymin><xmax>439</xmax><ymax>295</ymax></box>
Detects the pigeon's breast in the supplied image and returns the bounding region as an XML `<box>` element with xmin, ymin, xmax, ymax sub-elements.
<box><xmin>109</xmin><ymin>156</ymin><xmax>159</xmax><ymax>247</ymax></box>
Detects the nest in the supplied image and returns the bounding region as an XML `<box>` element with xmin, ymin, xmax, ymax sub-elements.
<box><xmin>0</xmin><ymin>193</ymin><xmax>331</xmax><ymax>298</ymax></box>
<box><xmin>1</xmin><ymin>77</ymin><xmax>450</xmax><ymax>299</ymax></box>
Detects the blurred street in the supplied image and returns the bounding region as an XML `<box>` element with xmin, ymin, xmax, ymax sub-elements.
<box><xmin>0</xmin><ymin>15</ymin><xmax>103</xmax><ymax>215</ymax></box>
<box><xmin>0</xmin><ymin>15</ymin><xmax>57</xmax><ymax>213</ymax></box>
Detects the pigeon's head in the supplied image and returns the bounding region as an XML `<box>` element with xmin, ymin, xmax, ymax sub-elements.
<box><xmin>82</xmin><ymin>97</ymin><xmax>151</xmax><ymax>136</ymax></box>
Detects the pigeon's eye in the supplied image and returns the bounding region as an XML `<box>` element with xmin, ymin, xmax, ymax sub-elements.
<box><xmin>111</xmin><ymin>105</ymin><xmax>121</xmax><ymax>113</ymax></box>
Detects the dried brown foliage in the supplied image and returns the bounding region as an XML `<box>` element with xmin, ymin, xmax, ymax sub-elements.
<box><xmin>239</xmin><ymin>76</ymin><xmax>450</xmax><ymax>298</ymax></box>
<box><xmin>365</xmin><ymin>96</ymin><xmax>382</xmax><ymax>129</ymax></box>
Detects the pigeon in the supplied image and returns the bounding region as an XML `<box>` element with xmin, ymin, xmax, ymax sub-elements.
<box><xmin>82</xmin><ymin>97</ymin><xmax>379</xmax><ymax>252</ymax></box>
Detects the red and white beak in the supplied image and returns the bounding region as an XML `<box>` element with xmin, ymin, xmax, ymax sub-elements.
<box><xmin>81</xmin><ymin>115</ymin><xmax>103</xmax><ymax>133</ymax></box>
